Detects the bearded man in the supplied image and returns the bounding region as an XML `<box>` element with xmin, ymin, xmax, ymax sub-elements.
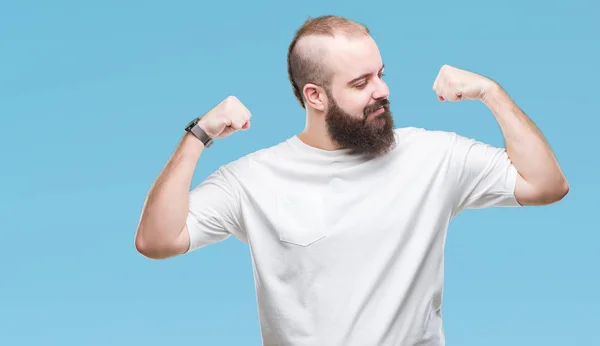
<box><xmin>134</xmin><ymin>15</ymin><xmax>568</xmax><ymax>346</ymax></box>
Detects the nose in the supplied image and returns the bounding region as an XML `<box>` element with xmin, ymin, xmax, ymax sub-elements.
<box><xmin>372</xmin><ymin>78</ymin><xmax>389</xmax><ymax>100</ymax></box>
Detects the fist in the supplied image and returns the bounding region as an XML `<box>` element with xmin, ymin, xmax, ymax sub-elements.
<box><xmin>432</xmin><ymin>65</ymin><xmax>495</xmax><ymax>102</ymax></box>
<box><xmin>198</xmin><ymin>96</ymin><xmax>251</xmax><ymax>139</ymax></box>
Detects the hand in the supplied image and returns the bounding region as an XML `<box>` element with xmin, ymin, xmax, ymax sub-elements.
<box><xmin>432</xmin><ymin>65</ymin><xmax>496</xmax><ymax>102</ymax></box>
<box><xmin>197</xmin><ymin>96</ymin><xmax>252</xmax><ymax>139</ymax></box>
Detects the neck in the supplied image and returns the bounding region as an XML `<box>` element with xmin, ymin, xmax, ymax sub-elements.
<box><xmin>297</xmin><ymin>109</ymin><xmax>342</xmax><ymax>151</ymax></box>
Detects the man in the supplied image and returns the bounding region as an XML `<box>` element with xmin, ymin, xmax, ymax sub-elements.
<box><xmin>135</xmin><ymin>15</ymin><xmax>568</xmax><ymax>346</ymax></box>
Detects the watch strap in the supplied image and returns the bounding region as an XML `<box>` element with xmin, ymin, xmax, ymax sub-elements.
<box><xmin>185</xmin><ymin>118</ymin><xmax>214</xmax><ymax>148</ymax></box>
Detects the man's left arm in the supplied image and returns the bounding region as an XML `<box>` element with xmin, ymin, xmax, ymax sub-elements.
<box><xmin>481</xmin><ymin>83</ymin><xmax>569</xmax><ymax>206</ymax></box>
<box><xmin>433</xmin><ymin>64</ymin><xmax>569</xmax><ymax>206</ymax></box>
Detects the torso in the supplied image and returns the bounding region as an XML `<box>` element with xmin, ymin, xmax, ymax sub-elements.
<box><xmin>224</xmin><ymin>127</ymin><xmax>459</xmax><ymax>345</ymax></box>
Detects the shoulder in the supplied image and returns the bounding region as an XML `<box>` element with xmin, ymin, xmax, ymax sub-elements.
<box><xmin>390</xmin><ymin>127</ymin><xmax>495</xmax><ymax>166</ymax></box>
<box><xmin>393</xmin><ymin>126</ymin><xmax>462</xmax><ymax>151</ymax></box>
<box><xmin>216</xmin><ymin>136</ymin><xmax>293</xmax><ymax>178</ymax></box>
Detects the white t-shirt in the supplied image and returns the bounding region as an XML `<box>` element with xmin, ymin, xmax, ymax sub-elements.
<box><xmin>185</xmin><ymin>127</ymin><xmax>521</xmax><ymax>346</ymax></box>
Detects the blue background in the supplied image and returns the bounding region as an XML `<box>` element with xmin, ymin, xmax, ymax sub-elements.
<box><xmin>1</xmin><ymin>1</ymin><xmax>598</xmax><ymax>345</ymax></box>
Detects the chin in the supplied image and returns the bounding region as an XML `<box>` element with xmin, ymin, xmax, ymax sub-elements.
<box><xmin>370</xmin><ymin>114</ymin><xmax>387</xmax><ymax>125</ymax></box>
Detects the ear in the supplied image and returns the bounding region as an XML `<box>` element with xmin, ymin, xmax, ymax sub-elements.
<box><xmin>303</xmin><ymin>83</ymin><xmax>327</xmax><ymax>111</ymax></box>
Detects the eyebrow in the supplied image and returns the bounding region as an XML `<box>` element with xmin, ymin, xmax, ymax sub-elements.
<box><xmin>347</xmin><ymin>64</ymin><xmax>385</xmax><ymax>85</ymax></box>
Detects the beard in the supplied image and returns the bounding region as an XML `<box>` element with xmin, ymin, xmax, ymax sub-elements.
<box><xmin>325</xmin><ymin>91</ymin><xmax>396</xmax><ymax>158</ymax></box>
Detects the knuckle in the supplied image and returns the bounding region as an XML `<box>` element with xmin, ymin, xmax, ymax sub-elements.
<box><xmin>222</xmin><ymin>95</ymin><xmax>238</xmax><ymax>109</ymax></box>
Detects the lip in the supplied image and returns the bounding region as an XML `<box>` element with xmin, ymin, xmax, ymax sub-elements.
<box><xmin>369</xmin><ymin>107</ymin><xmax>385</xmax><ymax>117</ymax></box>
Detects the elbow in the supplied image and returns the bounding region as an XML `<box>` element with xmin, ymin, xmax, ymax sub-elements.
<box><xmin>518</xmin><ymin>177</ymin><xmax>569</xmax><ymax>206</ymax></box>
<box><xmin>134</xmin><ymin>231</ymin><xmax>174</xmax><ymax>260</ymax></box>
<box><xmin>554</xmin><ymin>178</ymin><xmax>570</xmax><ymax>202</ymax></box>
<box><xmin>542</xmin><ymin>178</ymin><xmax>570</xmax><ymax>205</ymax></box>
<box><xmin>134</xmin><ymin>233</ymin><xmax>159</xmax><ymax>259</ymax></box>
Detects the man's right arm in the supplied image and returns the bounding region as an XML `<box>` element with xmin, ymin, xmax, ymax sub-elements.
<box><xmin>134</xmin><ymin>96</ymin><xmax>252</xmax><ymax>260</ymax></box>
<box><xmin>134</xmin><ymin>132</ymin><xmax>205</xmax><ymax>259</ymax></box>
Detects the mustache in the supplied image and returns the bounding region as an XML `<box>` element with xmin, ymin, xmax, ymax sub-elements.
<box><xmin>363</xmin><ymin>99</ymin><xmax>390</xmax><ymax>118</ymax></box>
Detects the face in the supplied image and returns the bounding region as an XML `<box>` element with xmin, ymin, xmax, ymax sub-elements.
<box><xmin>321</xmin><ymin>35</ymin><xmax>396</xmax><ymax>157</ymax></box>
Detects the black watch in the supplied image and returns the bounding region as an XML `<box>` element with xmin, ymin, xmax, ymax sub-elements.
<box><xmin>185</xmin><ymin>117</ymin><xmax>213</xmax><ymax>148</ymax></box>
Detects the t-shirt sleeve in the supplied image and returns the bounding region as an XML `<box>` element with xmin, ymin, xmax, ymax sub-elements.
<box><xmin>448</xmin><ymin>132</ymin><xmax>522</xmax><ymax>216</ymax></box>
<box><xmin>185</xmin><ymin>166</ymin><xmax>246</xmax><ymax>253</ymax></box>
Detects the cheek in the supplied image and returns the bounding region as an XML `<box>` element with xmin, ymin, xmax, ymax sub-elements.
<box><xmin>341</xmin><ymin>93</ymin><xmax>371</xmax><ymax>115</ymax></box>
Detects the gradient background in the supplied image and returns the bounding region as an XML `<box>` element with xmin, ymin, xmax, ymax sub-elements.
<box><xmin>1</xmin><ymin>1</ymin><xmax>598</xmax><ymax>345</ymax></box>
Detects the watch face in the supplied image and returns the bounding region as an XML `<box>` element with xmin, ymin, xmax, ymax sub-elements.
<box><xmin>185</xmin><ymin>117</ymin><xmax>199</xmax><ymax>131</ymax></box>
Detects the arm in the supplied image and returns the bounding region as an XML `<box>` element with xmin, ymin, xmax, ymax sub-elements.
<box><xmin>482</xmin><ymin>84</ymin><xmax>569</xmax><ymax>206</ymax></box>
<box><xmin>134</xmin><ymin>96</ymin><xmax>252</xmax><ymax>260</ymax></box>
<box><xmin>134</xmin><ymin>133</ymin><xmax>204</xmax><ymax>259</ymax></box>
<box><xmin>433</xmin><ymin>64</ymin><xmax>569</xmax><ymax>207</ymax></box>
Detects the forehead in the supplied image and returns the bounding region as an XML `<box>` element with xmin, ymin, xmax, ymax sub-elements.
<box><xmin>325</xmin><ymin>35</ymin><xmax>383</xmax><ymax>83</ymax></box>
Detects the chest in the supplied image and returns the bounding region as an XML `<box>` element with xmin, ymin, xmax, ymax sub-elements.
<box><xmin>240</xmin><ymin>154</ymin><xmax>453</xmax><ymax>250</ymax></box>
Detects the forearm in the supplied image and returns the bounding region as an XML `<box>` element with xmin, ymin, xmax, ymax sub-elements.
<box><xmin>482</xmin><ymin>83</ymin><xmax>568</xmax><ymax>202</ymax></box>
<box><xmin>135</xmin><ymin>132</ymin><xmax>204</xmax><ymax>257</ymax></box>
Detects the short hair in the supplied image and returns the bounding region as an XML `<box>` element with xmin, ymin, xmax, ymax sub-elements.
<box><xmin>287</xmin><ymin>15</ymin><xmax>370</xmax><ymax>109</ymax></box>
